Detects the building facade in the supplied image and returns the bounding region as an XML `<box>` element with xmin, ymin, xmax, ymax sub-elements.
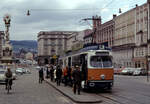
<box><xmin>113</xmin><ymin>8</ymin><xmax>136</xmax><ymax>68</ymax></box>
<box><xmin>133</xmin><ymin>3</ymin><xmax>149</xmax><ymax>69</ymax></box>
<box><xmin>37</xmin><ymin>31</ymin><xmax>75</xmax><ymax>65</ymax></box>
<box><xmin>113</xmin><ymin>1</ymin><xmax>150</xmax><ymax>69</ymax></box>
<box><xmin>25</xmin><ymin>52</ymin><xmax>34</xmax><ymax>61</ymax></box>
<box><xmin>83</xmin><ymin>29</ymin><xmax>93</xmax><ymax>46</ymax></box>
<box><xmin>95</xmin><ymin>15</ymin><xmax>115</xmax><ymax>48</ymax></box>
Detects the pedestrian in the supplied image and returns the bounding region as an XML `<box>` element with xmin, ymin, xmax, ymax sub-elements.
<box><xmin>56</xmin><ymin>65</ymin><xmax>62</xmax><ymax>86</ymax></box>
<box><xmin>39</xmin><ymin>67</ymin><xmax>44</xmax><ymax>83</ymax></box>
<box><xmin>63</xmin><ymin>66</ymin><xmax>68</xmax><ymax>86</ymax></box>
<box><xmin>46</xmin><ymin>66</ymin><xmax>49</xmax><ymax>78</ymax></box>
<box><xmin>50</xmin><ymin>65</ymin><xmax>54</xmax><ymax>82</ymax></box>
<box><xmin>54</xmin><ymin>68</ymin><xmax>57</xmax><ymax>82</ymax></box>
<box><xmin>72</xmin><ymin>65</ymin><xmax>81</xmax><ymax>95</ymax></box>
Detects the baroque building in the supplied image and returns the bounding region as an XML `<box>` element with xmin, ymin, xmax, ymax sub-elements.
<box><xmin>113</xmin><ymin>1</ymin><xmax>150</xmax><ymax>69</ymax></box>
<box><xmin>95</xmin><ymin>15</ymin><xmax>116</xmax><ymax>48</ymax></box>
<box><xmin>37</xmin><ymin>31</ymin><xmax>75</xmax><ymax>65</ymax></box>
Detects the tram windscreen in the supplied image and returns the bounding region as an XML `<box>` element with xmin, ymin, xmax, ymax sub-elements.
<box><xmin>90</xmin><ymin>56</ymin><xmax>112</xmax><ymax>68</ymax></box>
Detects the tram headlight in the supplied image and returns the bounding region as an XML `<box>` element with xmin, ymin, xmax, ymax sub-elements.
<box><xmin>100</xmin><ymin>74</ymin><xmax>105</xmax><ymax>80</ymax></box>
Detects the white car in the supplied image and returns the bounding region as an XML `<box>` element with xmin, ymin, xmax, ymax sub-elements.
<box><xmin>36</xmin><ymin>66</ymin><xmax>41</xmax><ymax>70</ymax></box>
<box><xmin>121</xmin><ymin>68</ymin><xmax>135</xmax><ymax>75</ymax></box>
<box><xmin>25</xmin><ymin>68</ymin><xmax>31</xmax><ymax>74</ymax></box>
<box><xmin>133</xmin><ymin>68</ymin><xmax>147</xmax><ymax>76</ymax></box>
<box><xmin>0</xmin><ymin>70</ymin><xmax>6</xmax><ymax>84</ymax></box>
<box><xmin>16</xmin><ymin>68</ymin><xmax>24</xmax><ymax>75</ymax></box>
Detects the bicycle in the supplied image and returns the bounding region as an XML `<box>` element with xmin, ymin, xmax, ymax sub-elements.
<box><xmin>6</xmin><ymin>78</ymin><xmax>12</xmax><ymax>94</ymax></box>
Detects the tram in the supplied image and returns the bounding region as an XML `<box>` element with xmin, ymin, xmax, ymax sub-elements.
<box><xmin>59</xmin><ymin>49</ymin><xmax>114</xmax><ymax>90</ymax></box>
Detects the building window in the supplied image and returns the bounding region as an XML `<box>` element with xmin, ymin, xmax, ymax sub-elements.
<box><xmin>135</xmin><ymin>62</ymin><xmax>138</xmax><ymax>68</ymax></box>
<box><xmin>51</xmin><ymin>47</ymin><xmax>55</xmax><ymax>55</ymax></box>
<box><xmin>142</xmin><ymin>62</ymin><xmax>144</xmax><ymax>68</ymax></box>
<box><xmin>44</xmin><ymin>39</ymin><xmax>48</xmax><ymax>45</ymax></box>
<box><xmin>138</xmin><ymin>61</ymin><xmax>141</xmax><ymax>67</ymax></box>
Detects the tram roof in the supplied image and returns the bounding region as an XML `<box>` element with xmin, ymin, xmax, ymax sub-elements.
<box><xmin>59</xmin><ymin>49</ymin><xmax>111</xmax><ymax>59</ymax></box>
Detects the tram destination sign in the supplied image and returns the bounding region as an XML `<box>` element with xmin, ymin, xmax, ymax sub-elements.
<box><xmin>95</xmin><ymin>52</ymin><xmax>109</xmax><ymax>56</ymax></box>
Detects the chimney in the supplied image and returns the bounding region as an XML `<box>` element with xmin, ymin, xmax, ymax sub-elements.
<box><xmin>113</xmin><ymin>14</ymin><xmax>117</xmax><ymax>19</ymax></box>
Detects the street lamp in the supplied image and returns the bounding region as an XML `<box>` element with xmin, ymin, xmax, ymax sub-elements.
<box><xmin>27</xmin><ymin>10</ymin><xmax>30</xmax><ymax>16</ymax></box>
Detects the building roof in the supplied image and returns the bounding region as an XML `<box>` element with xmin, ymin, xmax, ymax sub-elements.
<box><xmin>37</xmin><ymin>31</ymin><xmax>78</xmax><ymax>37</ymax></box>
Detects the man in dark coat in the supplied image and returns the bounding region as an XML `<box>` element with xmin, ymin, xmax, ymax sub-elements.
<box><xmin>50</xmin><ymin>65</ymin><xmax>54</xmax><ymax>82</ymax></box>
<box><xmin>72</xmin><ymin>65</ymin><xmax>81</xmax><ymax>95</ymax></box>
<box><xmin>56</xmin><ymin>65</ymin><xmax>62</xmax><ymax>86</ymax></box>
<box><xmin>39</xmin><ymin>67</ymin><xmax>44</xmax><ymax>83</ymax></box>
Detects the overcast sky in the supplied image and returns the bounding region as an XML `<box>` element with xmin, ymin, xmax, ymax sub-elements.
<box><xmin>0</xmin><ymin>0</ymin><xmax>146</xmax><ymax>40</ymax></box>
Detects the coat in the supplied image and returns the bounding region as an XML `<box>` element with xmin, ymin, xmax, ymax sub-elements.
<box><xmin>56</xmin><ymin>68</ymin><xmax>62</xmax><ymax>79</ymax></box>
<box><xmin>39</xmin><ymin>69</ymin><xmax>44</xmax><ymax>78</ymax></box>
<box><xmin>72</xmin><ymin>69</ymin><xmax>81</xmax><ymax>83</ymax></box>
<box><xmin>63</xmin><ymin>68</ymin><xmax>68</xmax><ymax>76</ymax></box>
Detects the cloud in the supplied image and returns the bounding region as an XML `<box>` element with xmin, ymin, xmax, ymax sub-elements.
<box><xmin>101</xmin><ymin>8</ymin><xmax>109</xmax><ymax>13</ymax></box>
<box><xmin>0</xmin><ymin>0</ymin><xmax>147</xmax><ymax>40</ymax></box>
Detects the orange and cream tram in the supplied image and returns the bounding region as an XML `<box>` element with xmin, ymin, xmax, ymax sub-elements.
<box><xmin>59</xmin><ymin>49</ymin><xmax>114</xmax><ymax>90</ymax></box>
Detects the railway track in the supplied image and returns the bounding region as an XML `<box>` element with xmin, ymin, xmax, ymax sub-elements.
<box><xmin>95</xmin><ymin>92</ymin><xmax>148</xmax><ymax>104</ymax></box>
<box><xmin>96</xmin><ymin>94</ymin><xmax>124</xmax><ymax>104</ymax></box>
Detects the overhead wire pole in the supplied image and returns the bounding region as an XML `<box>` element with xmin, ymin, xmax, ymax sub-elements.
<box><xmin>81</xmin><ymin>0</ymin><xmax>115</xmax><ymax>44</ymax></box>
<box><xmin>82</xmin><ymin>16</ymin><xmax>101</xmax><ymax>43</ymax></box>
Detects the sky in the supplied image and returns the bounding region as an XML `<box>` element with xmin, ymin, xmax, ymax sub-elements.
<box><xmin>0</xmin><ymin>0</ymin><xmax>147</xmax><ymax>40</ymax></box>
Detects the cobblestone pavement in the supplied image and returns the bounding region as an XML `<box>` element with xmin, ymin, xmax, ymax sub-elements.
<box><xmin>0</xmin><ymin>69</ymin><xmax>75</xmax><ymax>104</ymax></box>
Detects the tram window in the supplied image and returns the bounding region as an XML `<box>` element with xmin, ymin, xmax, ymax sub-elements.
<box><xmin>58</xmin><ymin>60</ymin><xmax>63</xmax><ymax>66</ymax></box>
<box><xmin>72</xmin><ymin>55</ymin><xmax>81</xmax><ymax>66</ymax></box>
<box><xmin>90</xmin><ymin>56</ymin><xmax>112</xmax><ymax>68</ymax></box>
<box><xmin>101</xmin><ymin>56</ymin><xmax>112</xmax><ymax>67</ymax></box>
<box><xmin>90</xmin><ymin>56</ymin><xmax>103</xmax><ymax>67</ymax></box>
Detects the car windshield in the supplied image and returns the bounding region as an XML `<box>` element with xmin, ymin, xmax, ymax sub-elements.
<box><xmin>17</xmin><ymin>68</ymin><xmax>23</xmax><ymax>70</ymax></box>
<box><xmin>90</xmin><ymin>56</ymin><xmax>112</xmax><ymax>68</ymax></box>
<box><xmin>136</xmin><ymin>69</ymin><xmax>141</xmax><ymax>71</ymax></box>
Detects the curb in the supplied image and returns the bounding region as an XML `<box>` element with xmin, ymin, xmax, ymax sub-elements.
<box><xmin>45</xmin><ymin>80</ymin><xmax>102</xmax><ymax>103</ymax></box>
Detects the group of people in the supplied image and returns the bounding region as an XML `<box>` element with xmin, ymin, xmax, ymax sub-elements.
<box><xmin>39</xmin><ymin>64</ymin><xmax>62</xmax><ymax>86</ymax></box>
<box><xmin>38</xmin><ymin>64</ymin><xmax>82</xmax><ymax>95</ymax></box>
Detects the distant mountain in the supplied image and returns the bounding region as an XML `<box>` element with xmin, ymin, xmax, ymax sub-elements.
<box><xmin>10</xmin><ymin>40</ymin><xmax>37</xmax><ymax>53</ymax></box>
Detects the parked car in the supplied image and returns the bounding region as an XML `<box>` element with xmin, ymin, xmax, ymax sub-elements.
<box><xmin>22</xmin><ymin>68</ymin><xmax>27</xmax><ymax>74</ymax></box>
<box><xmin>24</xmin><ymin>68</ymin><xmax>31</xmax><ymax>74</ymax></box>
<box><xmin>121</xmin><ymin>68</ymin><xmax>134</xmax><ymax>75</ymax></box>
<box><xmin>114</xmin><ymin>68</ymin><xmax>124</xmax><ymax>75</ymax></box>
<box><xmin>121</xmin><ymin>69</ymin><xmax>129</xmax><ymax>75</ymax></box>
<box><xmin>16</xmin><ymin>68</ymin><xmax>24</xmax><ymax>75</ymax></box>
<box><xmin>36</xmin><ymin>66</ymin><xmax>41</xmax><ymax>70</ymax></box>
<box><xmin>148</xmin><ymin>71</ymin><xmax>150</xmax><ymax>75</ymax></box>
<box><xmin>133</xmin><ymin>68</ymin><xmax>147</xmax><ymax>76</ymax></box>
<box><xmin>0</xmin><ymin>70</ymin><xmax>6</xmax><ymax>84</ymax></box>
<box><xmin>128</xmin><ymin>68</ymin><xmax>135</xmax><ymax>75</ymax></box>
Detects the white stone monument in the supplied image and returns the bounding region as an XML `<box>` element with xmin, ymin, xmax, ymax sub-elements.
<box><xmin>0</xmin><ymin>14</ymin><xmax>13</xmax><ymax>65</ymax></box>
